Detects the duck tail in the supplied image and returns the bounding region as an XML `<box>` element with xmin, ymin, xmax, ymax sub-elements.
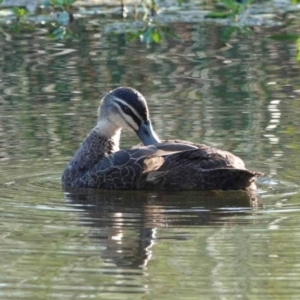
<box><xmin>199</xmin><ymin>168</ymin><xmax>262</xmax><ymax>191</ymax></box>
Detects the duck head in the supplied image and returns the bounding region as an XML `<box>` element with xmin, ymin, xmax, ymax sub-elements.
<box><xmin>97</xmin><ymin>87</ymin><xmax>160</xmax><ymax>145</ymax></box>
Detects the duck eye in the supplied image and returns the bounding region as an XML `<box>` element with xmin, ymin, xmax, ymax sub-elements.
<box><xmin>123</xmin><ymin>106</ymin><xmax>130</xmax><ymax>114</ymax></box>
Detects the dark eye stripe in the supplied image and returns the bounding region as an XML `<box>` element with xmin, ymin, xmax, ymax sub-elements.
<box><xmin>115</xmin><ymin>101</ymin><xmax>141</xmax><ymax>128</ymax></box>
<box><xmin>113</xmin><ymin>87</ymin><xmax>148</xmax><ymax>121</ymax></box>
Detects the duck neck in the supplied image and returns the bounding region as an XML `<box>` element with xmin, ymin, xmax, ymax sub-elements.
<box><xmin>65</xmin><ymin>122</ymin><xmax>121</xmax><ymax>173</ymax></box>
<box><xmin>95</xmin><ymin>120</ymin><xmax>122</xmax><ymax>153</ymax></box>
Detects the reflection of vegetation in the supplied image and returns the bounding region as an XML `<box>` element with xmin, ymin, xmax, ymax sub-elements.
<box><xmin>12</xmin><ymin>7</ymin><xmax>28</xmax><ymax>19</ymax></box>
<box><xmin>0</xmin><ymin>0</ymin><xmax>299</xmax><ymax>46</ymax></box>
<box><xmin>39</xmin><ymin>0</ymin><xmax>78</xmax><ymax>40</ymax></box>
<box><xmin>221</xmin><ymin>25</ymin><xmax>252</xmax><ymax>41</ymax></box>
<box><xmin>205</xmin><ymin>0</ymin><xmax>253</xmax><ymax>40</ymax></box>
<box><xmin>205</xmin><ymin>0</ymin><xmax>253</xmax><ymax>20</ymax></box>
<box><xmin>10</xmin><ymin>7</ymin><xmax>31</xmax><ymax>34</ymax></box>
<box><xmin>48</xmin><ymin>22</ymin><xmax>78</xmax><ymax>40</ymax></box>
<box><xmin>0</xmin><ymin>0</ymin><xmax>77</xmax><ymax>40</ymax></box>
<box><xmin>0</xmin><ymin>0</ymin><xmax>180</xmax><ymax>43</ymax></box>
<box><xmin>47</xmin><ymin>0</ymin><xmax>77</xmax><ymax>10</ymax></box>
<box><xmin>270</xmin><ymin>34</ymin><xmax>300</xmax><ymax>61</ymax></box>
<box><xmin>128</xmin><ymin>22</ymin><xmax>179</xmax><ymax>45</ymax></box>
<box><xmin>140</xmin><ymin>0</ymin><xmax>158</xmax><ymax>17</ymax></box>
<box><xmin>0</xmin><ymin>5</ymin><xmax>34</xmax><ymax>37</ymax></box>
<box><xmin>201</xmin><ymin>0</ymin><xmax>300</xmax><ymax>63</ymax></box>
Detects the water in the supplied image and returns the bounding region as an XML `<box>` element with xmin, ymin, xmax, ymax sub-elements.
<box><xmin>0</xmin><ymin>2</ymin><xmax>300</xmax><ymax>299</ymax></box>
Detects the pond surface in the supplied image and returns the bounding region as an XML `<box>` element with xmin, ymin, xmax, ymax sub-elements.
<box><xmin>0</xmin><ymin>3</ymin><xmax>300</xmax><ymax>299</ymax></box>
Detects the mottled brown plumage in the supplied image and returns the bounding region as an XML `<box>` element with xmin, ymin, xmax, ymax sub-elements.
<box><xmin>62</xmin><ymin>87</ymin><xmax>261</xmax><ymax>191</ymax></box>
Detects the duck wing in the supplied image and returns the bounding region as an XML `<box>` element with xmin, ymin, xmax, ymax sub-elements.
<box><xmin>135</xmin><ymin>139</ymin><xmax>246</xmax><ymax>169</ymax></box>
<box><xmin>159</xmin><ymin>139</ymin><xmax>247</xmax><ymax>169</ymax></box>
<box><xmin>137</xmin><ymin>145</ymin><xmax>261</xmax><ymax>191</ymax></box>
<box><xmin>82</xmin><ymin>143</ymin><xmax>202</xmax><ymax>189</ymax></box>
<box><xmin>78</xmin><ymin>145</ymin><xmax>171</xmax><ymax>189</ymax></box>
<box><xmin>67</xmin><ymin>141</ymin><xmax>260</xmax><ymax>191</ymax></box>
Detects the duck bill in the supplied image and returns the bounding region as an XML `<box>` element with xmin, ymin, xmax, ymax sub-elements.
<box><xmin>136</xmin><ymin>121</ymin><xmax>160</xmax><ymax>145</ymax></box>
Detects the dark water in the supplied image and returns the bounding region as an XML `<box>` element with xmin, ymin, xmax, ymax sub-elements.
<box><xmin>0</xmin><ymin>4</ymin><xmax>300</xmax><ymax>299</ymax></box>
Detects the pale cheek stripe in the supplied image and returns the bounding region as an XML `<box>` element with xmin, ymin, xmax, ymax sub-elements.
<box><xmin>114</xmin><ymin>103</ymin><xmax>140</xmax><ymax>131</ymax></box>
<box><xmin>114</xmin><ymin>98</ymin><xmax>145</xmax><ymax>122</ymax></box>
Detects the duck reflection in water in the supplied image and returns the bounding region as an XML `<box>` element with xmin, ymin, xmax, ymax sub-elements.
<box><xmin>64</xmin><ymin>187</ymin><xmax>261</xmax><ymax>269</ymax></box>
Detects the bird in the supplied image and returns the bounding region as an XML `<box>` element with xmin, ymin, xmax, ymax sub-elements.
<box><xmin>62</xmin><ymin>87</ymin><xmax>261</xmax><ymax>191</ymax></box>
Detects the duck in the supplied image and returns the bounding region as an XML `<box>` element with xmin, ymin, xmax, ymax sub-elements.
<box><xmin>62</xmin><ymin>87</ymin><xmax>261</xmax><ymax>191</ymax></box>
